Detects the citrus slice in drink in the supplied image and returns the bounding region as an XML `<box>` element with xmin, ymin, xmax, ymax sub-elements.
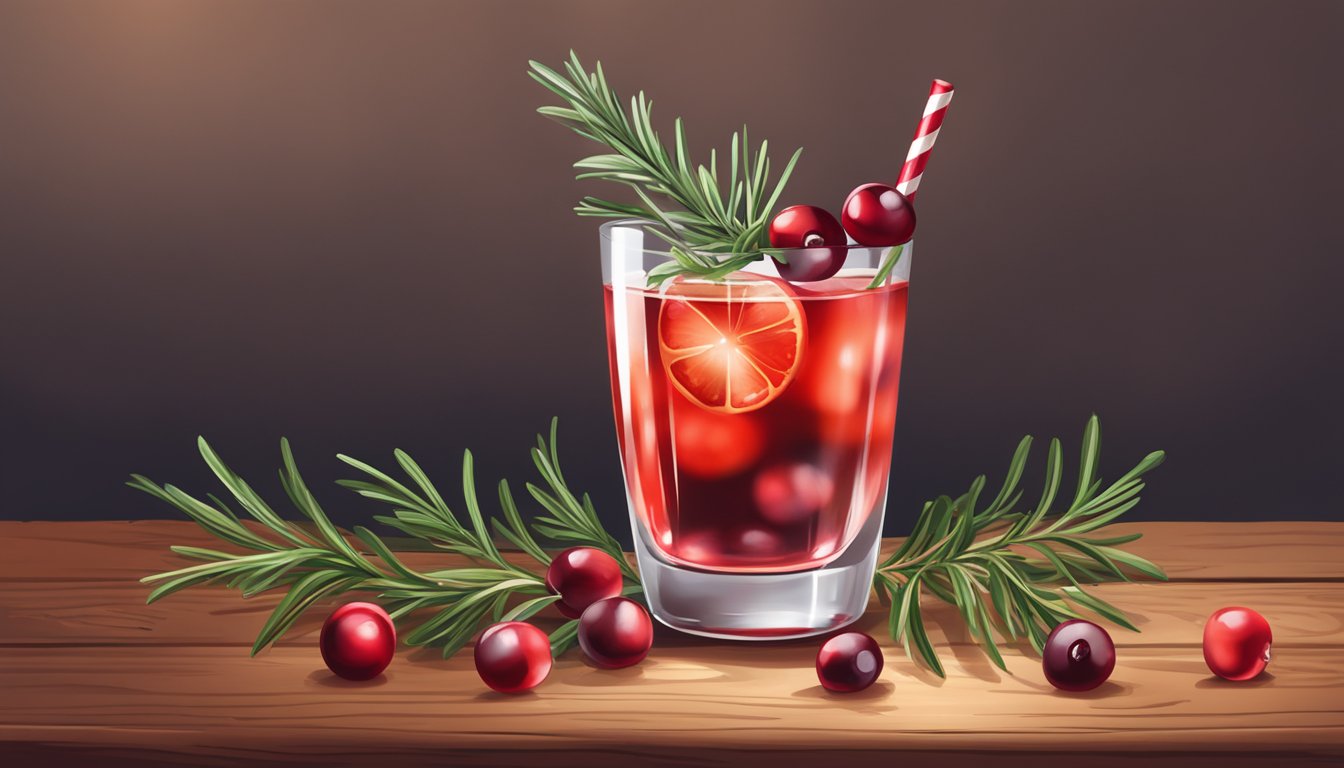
<box><xmin>657</xmin><ymin>277</ymin><xmax>806</xmax><ymax>413</ymax></box>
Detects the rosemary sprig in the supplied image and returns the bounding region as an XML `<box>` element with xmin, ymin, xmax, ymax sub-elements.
<box><xmin>875</xmin><ymin>415</ymin><xmax>1166</xmax><ymax>677</ymax></box>
<box><xmin>867</xmin><ymin>243</ymin><xmax>905</xmax><ymax>290</ymax></box>
<box><xmin>132</xmin><ymin>419</ymin><xmax>636</xmax><ymax>658</ymax></box>
<box><xmin>135</xmin><ymin>414</ymin><xmax>1164</xmax><ymax>678</ymax></box>
<box><xmin>530</xmin><ymin>52</ymin><xmax>801</xmax><ymax>285</ymax></box>
<box><xmin>521</xmin><ymin>420</ymin><xmax>641</xmax><ymax>585</ymax></box>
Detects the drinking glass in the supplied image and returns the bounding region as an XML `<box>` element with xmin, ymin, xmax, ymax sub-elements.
<box><xmin>602</xmin><ymin>220</ymin><xmax>912</xmax><ymax>639</ymax></box>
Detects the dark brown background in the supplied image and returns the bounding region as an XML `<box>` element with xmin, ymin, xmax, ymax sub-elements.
<box><xmin>1</xmin><ymin>0</ymin><xmax>1341</xmax><ymax>534</ymax></box>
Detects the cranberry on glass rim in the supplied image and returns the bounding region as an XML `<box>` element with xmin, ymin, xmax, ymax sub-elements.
<box><xmin>768</xmin><ymin>204</ymin><xmax>847</xmax><ymax>282</ymax></box>
<box><xmin>474</xmin><ymin>621</ymin><xmax>553</xmax><ymax>693</ymax></box>
<box><xmin>1203</xmin><ymin>606</ymin><xmax>1272</xmax><ymax>681</ymax></box>
<box><xmin>545</xmin><ymin>547</ymin><xmax>624</xmax><ymax>619</ymax></box>
<box><xmin>1042</xmin><ymin>620</ymin><xmax>1115</xmax><ymax>692</ymax></box>
<box><xmin>319</xmin><ymin>602</ymin><xmax>396</xmax><ymax>681</ymax></box>
<box><xmin>578</xmin><ymin>597</ymin><xmax>654</xmax><ymax>669</ymax></box>
<box><xmin>816</xmin><ymin>631</ymin><xmax>884</xmax><ymax>692</ymax></box>
<box><xmin>841</xmin><ymin>183</ymin><xmax>916</xmax><ymax>246</ymax></box>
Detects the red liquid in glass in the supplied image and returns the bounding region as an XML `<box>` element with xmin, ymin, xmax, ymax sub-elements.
<box><xmin>605</xmin><ymin>273</ymin><xmax>908</xmax><ymax>574</ymax></box>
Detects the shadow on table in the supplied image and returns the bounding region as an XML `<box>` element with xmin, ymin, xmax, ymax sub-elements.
<box><xmin>566</xmin><ymin>659</ymin><xmax>647</xmax><ymax>686</ymax></box>
<box><xmin>790</xmin><ymin>680</ymin><xmax>897</xmax><ymax>712</ymax></box>
<box><xmin>305</xmin><ymin>669</ymin><xmax>389</xmax><ymax>688</ymax></box>
<box><xmin>1195</xmin><ymin>672</ymin><xmax>1276</xmax><ymax>688</ymax></box>
<box><xmin>1048</xmin><ymin>680</ymin><xmax>1134</xmax><ymax>699</ymax></box>
<box><xmin>474</xmin><ymin>688</ymin><xmax>540</xmax><ymax>702</ymax></box>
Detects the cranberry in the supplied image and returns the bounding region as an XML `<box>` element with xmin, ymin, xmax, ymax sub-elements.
<box><xmin>474</xmin><ymin>621</ymin><xmax>553</xmax><ymax>693</ymax></box>
<box><xmin>668</xmin><ymin>529</ymin><xmax>714</xmax><ymax>561</ymax></box>
<box><xmin>319</xmin><ymin>602</ymin><xmax>396</xmax><ymax>681</ymax></box>
<box><xmin>768</xmin><ymin>204</ymin><xmax>847</xmax><ymax>282</ymax></box>
<box><xmin>728</xmin><ymin>525</ymin><xmax>785</xmax><ymax>557</ymax></box>
<box><xmin>841</xmin><ymin>183</ymin><xmax>916</xmax><ymax>246</ymax></box>
<box><xmin>578</xmin><ymin>597</ymin><xmax>653</xmax><ymax>669</ymax></box>
<box><xmin>816</xmin><ymin>631</ymin><xmax>884</xmax><ymax>692</ymax></box>
<box><xmin>753</xmin><ymin>462</ymin><xmax>834</xmax><ymax>525</ymax></box>
<box><xmin>545</xmin><ymin>547</ymin><xmax>624</xmax><ymax>619</ymax></box>
<box><xmin>1043</xmin><ymin>620</ymin><xmax>1115</xmax><ymax>692</ymax></box>
<box><xmin>1203</xmin><ymin>606</ymin><xmax>1273</xmax><ymax>681</ymax></box>
<box><xmin>672</xmin><ymin>406</ymin><xmax>766</xmax><ymax>479</ymax></box>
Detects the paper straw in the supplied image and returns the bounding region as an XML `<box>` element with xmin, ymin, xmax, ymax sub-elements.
<box><xmin>895</xmin><ymin>79</ymin><xmax>954</xmax><ymax>201</ymax></box>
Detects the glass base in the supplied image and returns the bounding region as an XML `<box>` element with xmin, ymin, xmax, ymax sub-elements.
<box><xmin>631</xmin><ymin>507</ymin><xmax>883</xmax><ymax>640</ymax></box>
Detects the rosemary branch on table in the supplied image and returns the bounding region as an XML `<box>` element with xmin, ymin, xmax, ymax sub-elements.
<box><xmin>131</xmin><ymin>420</ymin><xmax>634</xmax><ymax>658</ymax></box>
<box><xmin>874</xmin><ymin>415</ymin><xmax>1166</xmax><ymax>676</ymax></box>
<box><xmin>133</xmin><ymin>416</ymin><xmax>1164</xmax><ymax>675</ymax></box>
<box><xmin>529</xmin><ymin>52</ymin><xmax>801</xmax><ymax>285</ymax></box>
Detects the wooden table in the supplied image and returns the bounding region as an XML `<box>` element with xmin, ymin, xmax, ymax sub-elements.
<box><xmin>1</xmin><ymin>521</ymin><xmax>1341</xmax><ymax>766</ymax></box>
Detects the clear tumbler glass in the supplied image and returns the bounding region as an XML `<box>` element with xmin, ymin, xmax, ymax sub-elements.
<box><xmin>602</xmin><ymin>220</ymin><xmax>912</xmax><ymax>639</ymax></box>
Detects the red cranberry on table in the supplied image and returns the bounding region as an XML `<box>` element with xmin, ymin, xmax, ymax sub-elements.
<box><xmin>578</xmin><ymin>596</ymin><xmax>653</xmax><ymax>669</ymax></box>
<box><xmin>319</xmin><ymin>602</ymin><xmax>396</xmax><ymax>681</ymax></box>
<box><xmin>815</xmin><ymin>631</ymin><xmax>884</xmax><ymax>692</ymax></box>
<box><xmin>768</xmin><ymin>204</ymin><xmax>848</xmax><ymax>282</ymax></box>
<box><xmin>1203</xmin><ymin>606</ymin><xmax>1273</xmax><ymax>681</ymax></box>
<box><xmin>841</xmin><ymin>183</ymin><xmax>916</xmax><ymax>246</ymax></box>
<box><xmin>474</xmin><ymin>621</ymin><xmax>553</xmax><ymax>693</ymax></box>
<box><xmin>546</xmin><ymin>546</ymin><xmax>624</xmax><ymax>619</ymax></box>
<box><xmin>1042</xmin><ymin>619</ymin><xmax>1115</xmax><ymax>692</ymax></box>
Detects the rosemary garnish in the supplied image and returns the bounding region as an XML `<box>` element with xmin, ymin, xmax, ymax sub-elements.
<box><xmin>530</xmin><ymin>52</ymin><xmax>800</xmax><ymax>285</ymax></box>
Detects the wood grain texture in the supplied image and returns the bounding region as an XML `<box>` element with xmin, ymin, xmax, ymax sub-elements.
<box><xmin>0</xmin><ymin>521</ymin><xmax>1341</xmax><ymax>767</ymax></box>
<box><xmin>2</xmin><ymin>646</ymin><xmax>1341</xmax><ymax>766</ymax></box>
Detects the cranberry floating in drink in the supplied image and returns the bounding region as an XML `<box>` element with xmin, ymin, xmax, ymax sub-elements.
<box><xmin>671</xmin><ymin>406</ymin><xmax>766</xmax><ymax>478</ymax></box>
<box><xmin>753</xmin><ymin>461</ymin><xmax>835</xmax><ymax>526</ymax></box>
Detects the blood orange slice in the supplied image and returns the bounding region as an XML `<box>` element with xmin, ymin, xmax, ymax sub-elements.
<box><xmin>657</xmin><ymin>277</ymin><xmax>806</xmax><ymax>413</ymax></box>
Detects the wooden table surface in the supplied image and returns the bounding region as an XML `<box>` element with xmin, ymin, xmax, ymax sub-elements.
<box><xmin>1</xmin><ymin>520</ymin><xmax>1341</xmax><ymax>767</ymax></box>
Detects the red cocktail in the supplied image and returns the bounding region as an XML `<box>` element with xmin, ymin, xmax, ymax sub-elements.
<box><xmin>602</xmin><ymin>221</ymin><xmax>912</xmax><ymax>637</ymax></box>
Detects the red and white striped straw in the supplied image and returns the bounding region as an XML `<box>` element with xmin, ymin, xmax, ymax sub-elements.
<box><xmin>895</xmin><ymin>79</ymin><xmax>954</xmax><ymax>201</ymax></box>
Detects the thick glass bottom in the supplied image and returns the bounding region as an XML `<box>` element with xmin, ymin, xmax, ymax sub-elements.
<box><xmin>630</xmin><ymin>503</ymin><xmax>883</xmax><ymax>640</ymax></box>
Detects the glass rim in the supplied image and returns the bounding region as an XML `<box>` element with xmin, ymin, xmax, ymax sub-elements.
<box><xmin>599</xmin><ymin>218</ymin><xmax>907</xmax><ymax>257</ymax></box>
